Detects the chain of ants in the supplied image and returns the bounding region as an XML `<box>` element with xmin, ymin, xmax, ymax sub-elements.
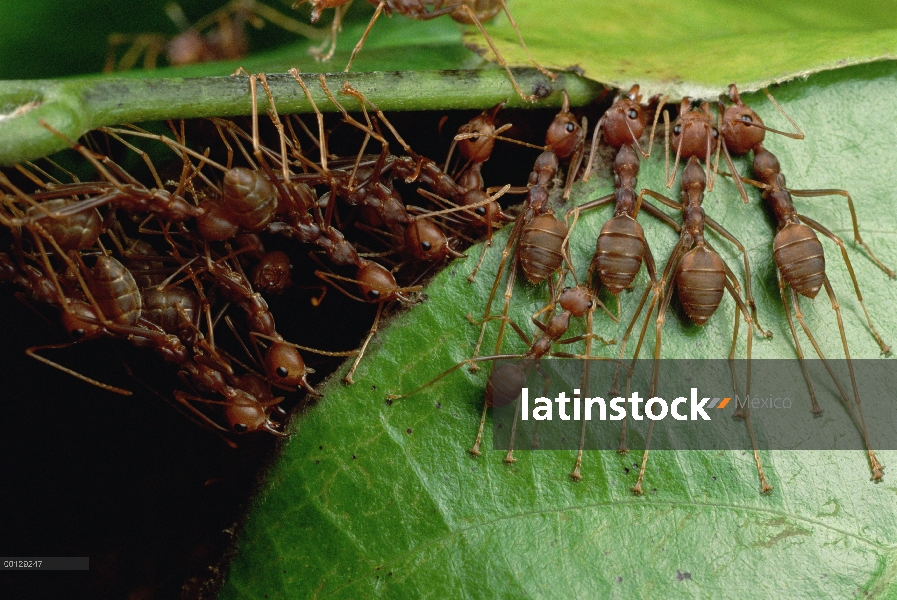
<box><xmin>1</xmin><ymin>76</ymin><xmax>892</xmax><ymax>495</ymax></box>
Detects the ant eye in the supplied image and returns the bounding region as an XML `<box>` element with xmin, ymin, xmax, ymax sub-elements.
<box><xmin>276</xmin><ymin>366</ymin><xmax>289</xmax><ymax>378</ymax></box>
<box><xmin>673</xmin><ymin>125</ymin><xmax>681</xmax><ymax>135</ymax></box>
<box><xmin>233</xmin><ymin>423</ymin><xmax>248</xmax><ymax>433</ymax></box>
<box><xmin>563</xmin><ymin>286</ymin><xmax>571</xmax><ymax>292</ymax></box>
<box><xmin>741</xmin><ymin>115</ymin><xmax>753</xmax><ymax>123</ymax></box>
<box><xmin>712</xmin><ymin>127</ymin><xmax>719</xmax><ymax>138</ymax></box>
<box><xmin>565</xmin><ymin>122</ymin><xmax>575</xmax><ymax>133</ymax></box>
<box><xmin>587</xmin><ymin>301</ymin><xmax>594</xmax><ymax>308</ymax></box>
<box><xmin>367</xmin><ymin>289</ymin><xmax>381</xmax><ymax>300</ymax></box>
<box><xmin>475</xmin><ymin>206</ymin><xmax>486</xmax><ymax>216</ymax></box>
<box><xmin>627</xmin><ymin>109</ymin><xmax>638</xmax><ymax>119</ymax></box>
<box><xmin>71</xmin><ymin>328</ymin><xmax>86</xmax><ymax>340</ymax></box>
<box><xmin>421</xmin><ymin>241</ymin><xmax>432</xmax><ymax>251</ymax></box>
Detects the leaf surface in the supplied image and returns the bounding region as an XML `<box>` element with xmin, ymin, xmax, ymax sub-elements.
<box><xmin>468</xmin><ymin>0</ymin><xmax>897</xmax><ymax>97</ymax></box>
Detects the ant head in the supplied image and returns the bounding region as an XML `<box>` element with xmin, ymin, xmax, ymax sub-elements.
<box><xmin>252</xmin><ymin>251</ymin><xmax>292</xmax><ymax>294</ymax></box>
<box><xmin>751</xmin><ymin>144</ymin><xmax>781</xmax><ymax>184</ymax></box>
<box><xmin>602</xmin><ymin>96</ymin><xmax>647</xmax><ymax>148</ymax></box>
<box><xmin>613</xmin><ymin>144</ymin><xmax>641</xmax><ymax>180</ymax></box>
<box><xmin>458</xmin><ymin>102</ymin><xmax>504</xmax><ymax>164</ymax></box>
<box><xmin>356</xmin><ymin>261</ymin><xmax>399</xmax><ymax>303</ymax></box>
<box><xmin>680</xmin><ymin>157</ymin><xmax>707</xmax><ymax>195</ymax></box>
<box><xmin>265</xmin><ymin>342</ymin><xmax>316</xmax><ymax>394</ymax></box>
<box><xmin>721</xmin><ymin>101</ymin><xmax>764</xmax><ymax>155</ymax></box>
<box><xmin>486</xmin><ymin>363</ymin><xmax>527</xmax><ymax>408</ymax></box>
<box><xmin>404</xmin><ymin>218</ymin><xmax>450</xmax><ymax>261</ymax></box>
<box><xmin>545</xmin><ymin>95</ymin><xmax>583</xmax><ymax>159</ymax></box>
<box><xmin>462</xmin><ymin>189</ymin><xmax>502</xmax><ymax>229</ymax></box>
<box><xmin>559</xmin><ymin>285</ymin><xmax>593</xmax><ymax>317</ymax></box>
<box><xmin>671</xmin><ymin>99</ymin><xmax>719</xmax><ymax>160</ymax></box>
<box><xmin>61</xmin><ymin>300</ymin><xmax>104</xmax><ymax>342</ymax></box>
<box><xmin>223</xmin><ymin>388</ymin><xmax>286</xmax><ymax>436</ymax></box>
<box><xmin>529</xmin><ymin>151</ymin><xmax>559</xmax><ymax>186</ymax></box>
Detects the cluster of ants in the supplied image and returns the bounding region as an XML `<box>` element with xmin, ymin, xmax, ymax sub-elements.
<box><xmin>0</xmin><ymin>71</ymin><xmax>891</xmax><ymax>494</ymax></box>
<box><xmin>386</xmin><ymin>83</ymin><xmax>894</xmax><ymax>496</ymax></box>
<box><xmin>0</xmin><ymin>71</ymin><xmax>525</xmax><ymax>448</ymax></box>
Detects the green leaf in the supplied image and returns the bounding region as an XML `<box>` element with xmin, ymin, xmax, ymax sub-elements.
<box><xmin>468</xmin><ymin>0</ymin><xmax>897</xmax><ymax>97</ymax></box>
<box><xmin>221</xmin><ymin>61</ymin><xmax>897</xmax><ymax>597</ymax></box>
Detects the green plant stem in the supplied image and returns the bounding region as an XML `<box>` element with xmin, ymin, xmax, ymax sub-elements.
<box><xmin>0</xmin><ymin>69</ymin><xmax>601</xmax><ymax>166</ymax></box>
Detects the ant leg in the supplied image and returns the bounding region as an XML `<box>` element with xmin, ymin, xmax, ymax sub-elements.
<box><xmin>776</xmin><ymin>273</ymin><xmax>821</xmax><ymax>415</ymax></box>
<box><xmin>562</xmin><ymin>116</ymin><xmax>587</xmax><ymax>200</ymax></box>
<box><xmin>724</xmin><ymin>279</ymin><xmax>771</xmax><ymax>493</ymax></box>
<box><xmin>345</xmin><ymin>1</ymin><xmax>386</xmax><ymax>72</ymax></box>
<box><xmin>706</xmin><ymin>110</ymin><xmax>723</xmax><ymax>192</ymax></box>
<box><xmin>789</xmin><ymin>189</ymin><xmax>896</xmax><ymax>279</ymax></box>
<box><xmin>570</xmin><ymin>306</ymin><xmax>594</xmax><ymax>481</ymax></box>
<box><xmin>582</xmin><ymin>115</ymin><xmax>604</xmax><ymax>182</ymax></box>
<box><xmin>799</xmin><ymin>215</ymin><xmax>890</xmax><ymax>353</ymax></box>
<box><xmin>819</xmin><ymin>275</ymin><xmax>883</xmax><ymax>480</ymax></box>
<box><xmin>717</xmin><ymin>131</ymin><xmax>751</xmax><ymax>204</ymax></box>
<box><xmin>494</xmin><ymin>0</ymin><xmax>556</xmax><ymax>80</ymax></box>
<box><xmin>760</xmin><ymin>88</ymin><xmax>806</xmax><ymax>139</ymax></box>
<box><xmin>786</xmin><ymin>281</ymin><xmax>881</xmax><ymax>478</ymax></box>
<box><xmin>26</xmin><ymin>343</ymin><xmax>133</xmax><ymax>396</ymax></box>
<box><xmin>470</xmin><ymin>217</ymin><xmax>526</xmax><ymax>367</ymax></box>
<box><xmin>344</xmin><ymin>303</ymin><xmax>382</xmax><ymax>385</ymax></box>
<box><xmin>173</xmin><ymin>391</ymin><xmax>235</xmax><ymax>434</ymax></box>
<box><xmin>631</xmin><ymin>259</ymin><xmax>679</xmax><ymax>496</ymax></box>
<box><xmin>456</xmin><ymin>5</ymin><xmax>542</xmax><ymax>103</ymax></box>
<box><xmin>665</xmin><ymin>114</ymin><xmax>683</xmax><ymax>189</ymax></box>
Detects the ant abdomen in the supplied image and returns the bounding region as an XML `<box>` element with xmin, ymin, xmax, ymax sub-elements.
<box><xmin>89</xmin><ymin>256</ymin><xmax>141</xmax><ymax>327</ymax></box>
<box><xmin>142</xmin><ymin>287</ymin><xmax>199</xmax><ymax>335</ymax></box>
<box><xmin>518</xmin><ymin>213</ymin><xmax>568</xmax><ymax>284</ymax></box>
<box><xmin>774</xmin><ymin>223</ymin><xmax>825</xmax><ymax>299</ymax></box>
<box><xmin>221</xmin><ymin>167</ymin><xmax>278</xmax><ymax>232</ymax></box>
<box><xmin>26</xmin><ymin>199</ymin><xmax>103</xmax><ymax>251</ymax></box>
<box><xmin>593</xmin><ymin>215</ymin><xmax>647</xmax><ymax>295</ymax></box>
<box><xmin>449</xmin><ymin>0</ymin><xmax>502</xmax><ymax>24</ymax></box>
<box><xmin>675</xmin><ymin>246</ymin><xmax>726</xmax><ymax>325</ymax></box>
<box><xmin>486</xmin><ymin>363</ymin><xmax>526</xmax><ymax>409</ymax></box>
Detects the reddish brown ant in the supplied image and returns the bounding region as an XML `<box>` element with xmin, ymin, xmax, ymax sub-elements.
<box><xmin>620</xmin><ymin>157</ymin><xmax>769</xmax><ymax>495</ymax></box>
<box><xmin>718</xmin><ymin>85</ymin><xmax>890</xmax><ymax>479</ymax></box>
<box><xmin>468</xmin><ymin>96</ymin><xmax>591</xmax><ymax>368</ymax></box>
<box><xmin>388</xmin><ymin>284</ymin><xmax>612</xmax><ymax>460</ymax></box>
